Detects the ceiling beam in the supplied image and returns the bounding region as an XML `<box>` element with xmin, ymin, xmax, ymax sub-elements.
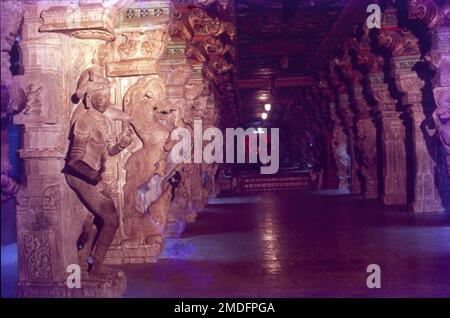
<box><xmin>305</xmin><ymin>0</ymin><xmax>373</xmax><ymax>74</ymax></box>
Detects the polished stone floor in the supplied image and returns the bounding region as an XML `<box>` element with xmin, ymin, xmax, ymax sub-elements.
<box><xmin>2</xmin><ymin>190</ymin><xmax>450</xmax><ymax>297</ymax></box>
<box><xmin>122</xmin><ymin>190</ymin><xmax>450</xmax><ymax>297</ymax></box>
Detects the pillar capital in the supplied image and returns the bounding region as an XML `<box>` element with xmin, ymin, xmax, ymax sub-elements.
<box><xmin>427</xmin><ymin>26</ymin><xmax>450</xmax><ymax>87</ymax></box>
<box><xmin>354</xmin><ymin>30</ymin><xmax>385</xmax><ymax>74</ymax></box>
<box><xmin>394</xmin><ymin>71</ymin><xmax>425</xmax><ymax>107</ymax></box>
<box><xmin>408</xmin><ymin>0</ymin><xmax>450</xmax><ymax>30</ymax></box>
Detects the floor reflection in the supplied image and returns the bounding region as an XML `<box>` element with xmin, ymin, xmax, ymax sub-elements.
<box><xmin>2</xmin><ymin>190</ymin><xmax>450</xmax><ymax>297</ymax></box>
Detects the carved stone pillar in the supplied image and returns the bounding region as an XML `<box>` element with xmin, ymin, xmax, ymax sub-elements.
<box><xmin>338</xmin><ymin>92</ymin><xmax>361</xmax><ymax>194</ymax></box>
<box><xmin>14</xmin><ymin>3</ymin><xmax>77</xmax><ymax>297</ymax></box>
<box><xmin>187</xmin><ymin>64</ymin><xmax>209</xmax><ymax>217</ymax></box>
<box><xmin>103</xmin><ymin>1</ymin><xmax>175</xmax><ymax>264</ymax></box>
<box><xmin>408</xmin><ymin>0</ymin><xmax>450</xmax><ymax>207</ymax></box>
<box><xmin>337</xmin><ymin>46</ymin><xmax>378</xmax><ymax>199</ymax></box>
<box><xmin>370</xmin><ymin>70</ymin><xmax>407</xmax><ymax>205</ymax></box>
<box><xmin>1</xmin><ymin>1</ymin><xmax>26</xmax><ymax>201</ymax></box>
<box><xmin>311</xmin><ymin>84</ymin><xmax>338</xmax><ymax>189</ymax></box>
<box><xmin>398</xmin><ymin>74</ymin><xmax>444</xmax><ymax>212</ymax></box>
<box><xmin>354</xmin><ymin>29</ymin><xmax>407</xmax><ymax>205</ymax></box>
<box><xmin>201</xmin><ymin>90</ymin><xmax>220</xmax><ymax>198</ymax></box>
<box><xmin>328</xmin><ymin>62</ymin><xmax>361</xmax><ymax>193</ymax></box>
<box><xmin>354</xmin><ymin>99</ymin><xmax>378</xmax><ymax>199</ymax></box>
<box><xmin>429</xmin><ymin>26</ymin><xmax>450</xmax><ymax>208</ymax></box>
<box><xmin>168</xmin><ymin>3</ymin><xmax>236</xmax><ymax>215</ymax></box>
<box><xmin>13</xmin><ymin>1</ymin><xmax>126</xmax><ymax>297</ymax></box>
<box><xmin>160</xmin><ymin>39</ymin><xmax>193</xmax><ymax>238</ymax></box>
<box><xmin>379</xmin><ymin>7</ymin><xmax>445</xmax><ymax>212</ymax></box>
<box><xmin>329</xmin><ymin>95</ymin><xmax>350</xmax><ymax>190</ymax></box>
<box><xmin>170</xmin><ymin>3</ymin><xmax>238</xmax><ymax>127</ymax></box>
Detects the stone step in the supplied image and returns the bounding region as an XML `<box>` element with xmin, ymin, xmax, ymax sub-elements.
<box><xmin>241</xmin><ymin>174</ymin><xmax>312</xmax><ymax>192</ymax></box>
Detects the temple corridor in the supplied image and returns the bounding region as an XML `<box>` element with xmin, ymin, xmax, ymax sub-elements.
<box><xmin>5</xmin><ymin>190</ymin><xmax>448</xmax><ymax>297</ymax></box>
<box><xmin>1</xmin><ymin>0</ymin><xmax>450</xmax><ymax>300</ymax></box>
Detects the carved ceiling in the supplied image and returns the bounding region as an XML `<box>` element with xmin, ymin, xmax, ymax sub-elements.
<box><xmin>236</xmin><ymin>0</ymin><xmax>346</xmax><ymax>79</ymax></box>
<box><xmin>235</xmin><ymin>0</ymin><xmax>347</xmax><ymax>124</ymax></box>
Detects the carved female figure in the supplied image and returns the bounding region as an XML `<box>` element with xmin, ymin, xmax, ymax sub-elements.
<box><xmin>64</xmin><ymin>87</ymin><xmax>132</xmax><ymax>279</ymax></box>
<box><xmin>74</xmin><ymin>44</ymin><xmax>131</xmax><ymax>133</ymax></box>
<box><xmin>433</xmin><ymin>88</ymin><xmax>450</xmax><ymax>176</ymax></box>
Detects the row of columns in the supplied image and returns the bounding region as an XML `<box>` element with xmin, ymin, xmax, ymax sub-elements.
<box><xmin>286</xmin><ymin>1</ymin><xmax>449</xmax><ymax>212</ymax></box>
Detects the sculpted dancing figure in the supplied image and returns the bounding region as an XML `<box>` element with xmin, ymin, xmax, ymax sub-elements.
<box><xmin>64</xmin><ymin>87</ymin><xmax>132</xmax><ymax>279</ymax></box>
<box><xmin>433</xmin><ymin>88</ymin><xmax>450</xmax><ymax>176</ymax></box>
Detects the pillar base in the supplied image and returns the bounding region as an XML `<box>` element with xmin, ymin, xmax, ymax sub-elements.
<box><xmin>364</xmin><ymin>192</ymin><xmax>378</xmax><ymax>199</ymax></box>
<box><xmin>105</xmin><ymin>238</ymin><xmax>164</xmax><ymax>265</ymax></box>
<box><xmin>338</xmin><ymin>180</ymin><xmax>349</xmax><ymax>191</ymax></box>
<box><xmin>165</xmin><ymin>219</ymin><xmax>186</xmax><ymax>238</ymax></box>
<box><xmin>382</xmin><ymin>195</ymin><xmax>407</xmax><ymax>206</ymax></box>
<box><xmin>17</xmin><ymin>273</ymin><xmax>126</xmax><ymax>298</ymax></box>
<box><xmin>410</xmin><ymin>200</ymin><xmax>445</xmax><ymax>213</ymax></box>
<box><xmin>350</xmin><ymin>183</ymin><xmax>361</xmax><ymax>194</ymax></box>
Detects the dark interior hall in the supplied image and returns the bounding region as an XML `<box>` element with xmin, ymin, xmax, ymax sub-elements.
<box><xmin>1</xmin><ymin>0</ymin><xmax>449</xmax><ymax>299</ymax></box>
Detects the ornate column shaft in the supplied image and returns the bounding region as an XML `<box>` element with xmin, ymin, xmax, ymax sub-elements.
<box><xmin>328</xmin><ymin>61</ymin><xmax>362</xmax><ymax>193</ymax></box>
<box><xmin>336</xmin><ymin>42</ymin><xmax>379</xmax><ymax>199</ymax></box>
<box><xmin>339</xmin><ymin>93</ymin><xmax>361</xmax><ymax>194</ymax></box>
<box><xmin>347</xmin><ymin>65</ymin><xmax>378</xmax><ymax>198</ymax></box>
<box><xmin>169</xmin><ymin>3</ymin><xmax>237</xmax><ymax>214</ymax></box>
<box><xmin>408</xmin><ymin>0</ymin><xmax>450</xmax><ymax>207</ymax></box>
<box><xmin>328</xmin><ymin>90</ymin><xmax>350</xmax><ymax>190</ymax></box>
<box><xmin>312</xmin><ymin>84</ymin><xmax>339</xmax><ymax>189</ymax></box>
<box><xmin>379</xmin><ymin>7</ymin><xmax>445</xmax><ymax>212</ymax></box>
<box><xmin>354</xmin><ymin>95</ymin><xmax>378</xmax><ymax>199</ymax></box>
<box><xmin>13</xmin><ymin>1</ymin><xmax>126</xmax><ymax>297</ymax></box>
<box><xmin>161</xmin><ymin>40</ymin><xmax>192</xmax><ymax>237</ymax></box>
<box><xmin>429</xmin><ymin>23</ymin><xmax>450</xmax><ymax>209</ymax></box>
<box><xmin>1</xmin><ymin>1</ymin><xmax>26</xmax><ymax>201</ymax></box>
<box><xmin>370</xmin><ymin>70</ymin><xmax>407</xmax><ymax>205</ymax></box>
<box><xmin>355</xmin><ymin>30</ymin><xmax>407</xmax><ymax>205</ymax></box>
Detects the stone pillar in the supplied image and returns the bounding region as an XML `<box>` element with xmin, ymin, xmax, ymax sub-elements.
<box><xmin>429</xmin><ymin>25</ymin><xmax>450</xmax><ymax>209</ymax></box>
<box><xmin>14</xmin><ymin>2</ymin><xmax>76</xmax><ymax>297</ymax></box>
<box><xmin>202</xmin><ymin>90</ymin><xmax>220</xmax><ymax>198</ymax></box>
<box><xmin>370</xmin><ymin>70</ymin><xmax>407</xmax><ymax>205</ymax></box>
<box><xmin>329</xmin><ymin>96</ymin><xmax>350</xmax><ymax>190</ymax></box>
<box><xmin>188</xmin><ymin>64</ymin><xmax>209</xmax><ymax>216</ymax></box>
<box><xmin>317</xmin><ymin>74</ymin><xmax>341</xmax><ymax>189</ymax></box>
<box><xmin>408</xmin><ymin>0</ymin><xmax>450</xmax><ymax>208</ymax></box>
<box><xmin>311</xmin><ymin>85</ymin><xmax>339</xmax><ymax>189</ymax></box>
<box><xmin>13</xmin><ymin>1</ymin><xmax>126</xmax><ymax>297</ymax></box>
<box><xmin>160</xmin><ymin>39</ymin><xmax>193</xmax><ymax>237</ymax></box>
<box><xmin>337</xmin><ymin>47</ymin><xmax>378</xmax><ymax>199</ymax></box>
<box><xmin>354</xmin><ymin>97</ymin><xmax>378</xmax><ymax>198</ymax></box>
<box><xmin>1</xmin><ymin>1</ymin><xmax>26</xmax><ymax>202</ymax></box>
<box><xmin>104</xmin><ymin>1</ymin><xmax>176</xmax><ymax>264</ymax></box>
<box><xmin>378</xmin><ymin>7</ymin><xmax>445</xmax><ymax>212</ymax></box>
<box><xmin>302</xmin><ymin>91</ymin><xmax>322</xmax><ymax>168</ymax></box>
<box><xmin>353</xmin><ymin>28</ymin><xmax>407</xmax><ymax>205</ymax></box>
<box><xmin>398</xmin><ymin>74</ymin><xmax>444</xmax><ymax>212</ymax></box>
<box><xmin>328</xmin><ymin>62</ymin><xmax>361</xmax><ymax>193</ymax></box>
<box><xmin>339</xmin><ymin>92</ymin><xmax>362</xmax><ymax>194</ymax></box>
<box><xmin>169</xmin><ymin>3</ymin><xmax>237</xmax><ymax>214</ymax></box>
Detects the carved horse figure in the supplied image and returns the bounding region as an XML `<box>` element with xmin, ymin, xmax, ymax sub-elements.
<box><xmin>121</xmin><ymin>76</ymin><xmax>176</xmax><ymax>254</ymax></box>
